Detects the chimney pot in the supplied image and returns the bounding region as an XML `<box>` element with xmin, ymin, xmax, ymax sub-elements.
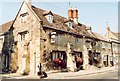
<box><xmin>73</xmin><ymin>7</ymin><xmax>78</xmax><ymax>24</ymax></box>
<box><xmin>73</xmin><ymin>7</ymin><xmax>78</xmax><ymax>18</ymax></box>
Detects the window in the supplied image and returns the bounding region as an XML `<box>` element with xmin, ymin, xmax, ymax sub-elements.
<box><xmin>68</xmin><ymin>21</ymin><xmax>72</xmax><ymax>29</ymax></box>
<box><xmin>21</xmin><ymin>33</ymin><xmax>25</xmax><ymax>41</ymax></box>
<box><xmin>19</xmin><ymin>31</ymin><xmax>28</xmax><ymax>41</ymax></box>
<box><xmin>108</xmin><ymin>44</ymin><xmax>111</xmax><ymax>49</ymax></box>
<box><xmin>96</xmin><ymin>42</ymin><xmax>99</xmax><ymax>47</ymax></box>
<box><xmin>21</xmin><ymin>16</ymin><xmax>26</xmax><ymax>23</ymax></box>
<box><xmin>109</xmin><ymin>56</ymin><xmax>113</xmax><ymax>61</ymax></box>
<box><xmin>75</xmin><ymin>38</ymin><xmax>79</xmax><ymax>44</ymax></box>
<box><xmin>20</xmin><ymin>12</ymin><xmax>28</xmax><ymax>23</ymax></box>
<box><xmin>103</xmin><ymin>55</ymin><xmax>107</xmax><ymax>61</ymax></box>
<box><xmin>47</xmin><ymin>15</ymin><xmax>53</xmax><ymax>23</ymax></box>
<box><xmin>101</xmin><ymin>42</ymin><xmax>105</xmax><ymax>48</ymax></box>
<box><xmin>51</xmin><ymin>51</ymin><xmax>66</xmax><ymax>61</ymax></box>
<box><xmin>56</xmin><ymin>34</ymin><xmax>62</xmax><ymax>43</ymax></box>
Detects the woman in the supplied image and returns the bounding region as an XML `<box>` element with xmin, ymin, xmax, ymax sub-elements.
<box><xmin>38</xmin><ymin>63</ymin><xmax>42</xmax><ymax>79</ymax></box>
<box><xmin>37</xmin><ymin>63</ymin><xmax>48</xmax><ymax>79</ymax></box>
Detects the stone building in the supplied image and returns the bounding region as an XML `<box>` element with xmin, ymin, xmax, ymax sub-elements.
<box><xmin>11</xmin><ymin>0</ymin><xmax>103</xmax><ymax>75</ymax></box>
<box><xmin>93</xmin><ymin>32</ymin><xmax>113</xmax><ymax>67</ymax></box>
<box><xmin>105</xmin><ymin>26</ymin><xmax>120</xmax><ymax>66</ymax></box>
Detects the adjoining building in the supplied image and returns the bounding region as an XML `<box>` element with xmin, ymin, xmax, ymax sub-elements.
<box><xmin>105</xmin><ymin>26</ymin><xmax>120</xmax><ymax>67</ymax></box>
<box><xmin>0</xmin><ymin>20</ymin><xmax>13</xmax><ymax>73</ymax></box>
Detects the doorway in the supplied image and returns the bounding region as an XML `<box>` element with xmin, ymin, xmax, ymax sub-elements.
<box><xmin>103</xmin><ymin>55</ymin><xmax>108</xmax><ymax>67</ymax></box>
<box><xmin>22</xmin><ymin>44</ymin><xmax>30</xmax><ymax>75</ymax></box>
<box><xmin>74</xmin><ymin>51</ymin><xmax>83</xmax><ymax>70</ymax></box>
<box><xmin>88</xmin><ymin>50</ymin><xmax>93</xmax><ymax>65</ymax></box>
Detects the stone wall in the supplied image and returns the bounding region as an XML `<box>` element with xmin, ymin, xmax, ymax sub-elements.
<box><xmin>40</xmin><ymin>27</ymin><xmax>85</xmax><ymax>71</ymax></box>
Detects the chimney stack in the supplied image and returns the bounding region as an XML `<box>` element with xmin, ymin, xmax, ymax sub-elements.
<box><xmin>68</xmin><ymin>7</ymin><xmax>78</xmax><ymax>24</ymax></box>
<box><xmin>68</xmin><ymin>7</ymin><xmax>73</xmax><ymax>19</ymax></box>
<box><xmin>73</xmin><ymin>7</ymin><xmax>78</xmax><ymax>24</ymax></box>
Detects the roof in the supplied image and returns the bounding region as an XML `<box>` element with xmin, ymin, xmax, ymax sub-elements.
<box><xmin>112</xmin><ymin>32</ymin><xmax>120</xmax><ymax>39</ymax></box>
<box><xmin>0</xmin><ymin>20</ymin><xmax>13</xmax><ymax>35</ymax></box>
<box><xmin>43</xmin><ymin>11</ymin><xmax>53</xmax><ymax>16</ymax></box>
<box><xmin>31</xmin><ymin>5</ymin><xmax>94</xmax><ymax>38</ymax></box>
<box><xmin>93</xmin><ymin>32</ymin><xmax>108</xmax><ymax>42</ymax></box>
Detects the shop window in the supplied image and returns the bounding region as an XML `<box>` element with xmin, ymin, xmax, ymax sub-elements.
<box><xmin>51</xmin><ymin>51</ymin><xmax>67</xmax><ymax>69</ymax></box>
<box><xmin>51</xmin><ymin>51</ymin><xmax>66</xmax><ymax>61</ymax></box>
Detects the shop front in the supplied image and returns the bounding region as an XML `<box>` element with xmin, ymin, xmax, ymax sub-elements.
<box><xmin>88</xmin><ymin>50</ymin><xmax>101</xmax><ymax>67</ymax></box>
<box><xmin>93</xmin><ymin>52</ymin><xmax>101</xmax><ymax>67</ymax></box>
<box><xmin>50</xmin><ymin>50</ymin><xmax>67</xmax><ymax>70</ymax></box>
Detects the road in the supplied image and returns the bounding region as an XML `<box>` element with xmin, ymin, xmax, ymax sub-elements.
<box><xmin>70</xmin><ymin>70</ymin><xmax>118</xmax><ymax>79</ymax></box>
<box><xmin>0</xmin><ymin>69</ymin><xmax>119</xmax><ymax>80</ymax></box>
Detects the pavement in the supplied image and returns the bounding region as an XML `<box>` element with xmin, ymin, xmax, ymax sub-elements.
<box><xmin>0</xmin><ymin>66</ymin><xmax>117</xmax><ymax>79</ymax></box>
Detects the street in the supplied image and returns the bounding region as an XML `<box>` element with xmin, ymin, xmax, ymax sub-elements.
<box><xmin>0</xmin><ymin>67</ymin><xmax>118</xmax><ymax>79</ymax></box>
<box><xmin>70</xmin><ymin>70</ymin><xmax>118</xmax><ymax>79</ymax></box>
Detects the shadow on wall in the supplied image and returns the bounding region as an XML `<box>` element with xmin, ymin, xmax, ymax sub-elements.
<box><xmin>1</xmin><ymin>26</ymin><xmax>15</xmax><ymax>73</ymax></box>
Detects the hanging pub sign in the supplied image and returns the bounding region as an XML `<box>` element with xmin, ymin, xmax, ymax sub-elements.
<box><xmin>50</xmin><ymin>32</ymin><xmax>56</xmax><ymax>43</ymax></box>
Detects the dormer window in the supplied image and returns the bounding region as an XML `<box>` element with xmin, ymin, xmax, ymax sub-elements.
<box><xmin>68</xmin><ymin>21</ymin><xmax>72</xmax><ymax>29</ymax></box>
<box><xmin>64</xmin><ymin>19</ymin><xmax>73</xmax><ymax>29</ymax></box>
<box><xmin>43</xmin><ymin>11</ymin><xmax>53</xmax><ymax>23</ymax></box>
<box><xmin>48</xmin><ymin>14</ymin><xmax>53</xmax><ymax>23</ymax></box>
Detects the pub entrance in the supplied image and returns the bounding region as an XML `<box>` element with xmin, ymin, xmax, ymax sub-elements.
<box><xmin>74</xmin><ymin>51</ymin><xmax>83</xmax><ymax>70</ymax></box>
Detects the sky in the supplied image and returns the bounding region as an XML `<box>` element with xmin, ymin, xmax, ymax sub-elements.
<box><xmin>0</xmin><ymin>0</ymin><xmax>119</xmax><ymax>35</ymax></box>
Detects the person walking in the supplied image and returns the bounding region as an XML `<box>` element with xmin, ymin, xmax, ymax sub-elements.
<box><xmin>37</xmin><ymin>63</ymin><xmax>48</xmax><ymax>79</ymax></box>
<box><xmin>38</xmin><ymin>63</ymin><xmax>42</xmax><ymax>79</ymax></box>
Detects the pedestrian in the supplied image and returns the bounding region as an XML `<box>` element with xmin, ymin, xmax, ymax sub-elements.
<box><xmin>37</xmin><ymin>63</ymin><xmax>48</xmax><ymax>79</ymax></box>
<box><xmin>37</xmin><ymin>63</ymin><xmax>42</xmax><ymax>79</ymax></box>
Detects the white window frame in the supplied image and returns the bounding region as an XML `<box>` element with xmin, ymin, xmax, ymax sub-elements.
<box><xmin>68</xmin><ymin>21</ymin><xmax>72</xmax><ymax>29</ymax></box>
<box><xmin>47</xmin><ymin>14</ymin><xmax>53</xmax><ymax>23</ymax></box>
